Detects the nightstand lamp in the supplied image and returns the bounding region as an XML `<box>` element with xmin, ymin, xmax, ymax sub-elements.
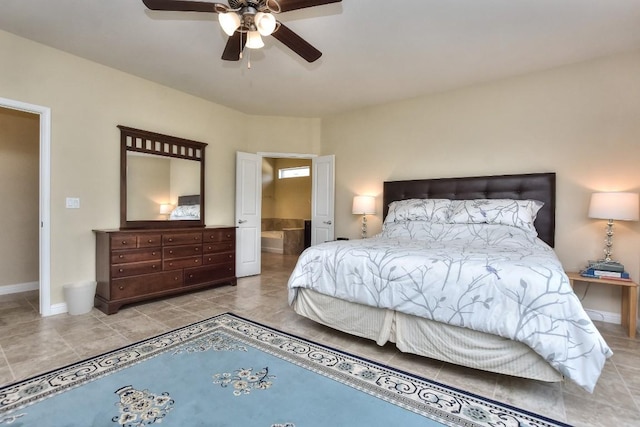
<box><xmin>159</xmin><ymin>203</ymin><xmax>174</xmax><ymax>219</ymax></box>
<box><xmin>588</xmin><ymin>192</ymin><xmax>639</xmax><ymax>263</ymax></box>
<box><xmin>352</xmin><ymin>195</ymin><xmax>376</xmax><ymax>238</ymax></box>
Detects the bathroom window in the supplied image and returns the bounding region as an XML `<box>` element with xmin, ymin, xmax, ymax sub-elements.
<box><xmin>278</xmin><ymin>166</ymin><xmax>310</xmax><ymax>179</ymax></box>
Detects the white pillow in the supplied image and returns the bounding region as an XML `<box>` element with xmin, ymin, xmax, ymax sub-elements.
<box><xmin>384</xmin><ymin>199</ymin><xmax>451</xmax><ymax>224</ymax></box>
<box><xmin>448</xmin><ymin>199</ymin><xmax>543</xmax><ymax>233</ymax></box>
<box><xmin>169</xmin><ymin>204</ymin><xmax>200</xmax><ymax>220</ymax></box>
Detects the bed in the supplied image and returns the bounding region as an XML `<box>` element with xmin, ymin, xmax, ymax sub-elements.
<box><xmin>169</xmin><ymin>195</ymin><xmax>200</xmax><ymax>220</ymax></box>
<box><xmin>287</xmin><ymin>172</ymin><xmax>612</xmax><ymax>392</ymax></box>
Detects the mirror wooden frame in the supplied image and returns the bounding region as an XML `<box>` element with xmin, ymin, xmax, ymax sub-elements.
<box><xmin>119</xmin><ymin>125</ymin><xmax>207</xmax><ymax>229</ymax></box>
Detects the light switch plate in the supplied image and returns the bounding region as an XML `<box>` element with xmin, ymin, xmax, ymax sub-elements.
<box><xmin>65</xmin><ymin>197</ymin><xmax>80</xmax><ymax>209</ymax></box>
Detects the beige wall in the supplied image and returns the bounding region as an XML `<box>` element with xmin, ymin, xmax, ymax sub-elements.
<box><xmin>0</xmin><ymin>30</ymin><xmax>319</xmax><ymax>306</ymax></box>
<box><xmin>262</xmin><ymin>158</ymin><xmax>312</xmax><ymax>220</ymax></box>
<box><xmin>322</xmin><ymin>50</ymin><xmax>640</xmax><ymax>316</ymax></box>
<box><xmin>273</xmin><ymin>158</ymin><xmax>312</xmax><ymax>220</ymax></box>
<box><xmin>2</xmin><ymin>26</ymin><xmax>639</xmax><ymax>320</ymax></box>
<box><xmin>0</xmin><ymin>107</ymin><xmax>39</xmax><ymax>288</ymax></box>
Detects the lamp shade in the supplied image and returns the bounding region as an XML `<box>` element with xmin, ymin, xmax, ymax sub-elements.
<box><xmin>246</xmin><ymin>31</ymin><xmax>264</xmax><ymax>49</ymax></box>
<box><xmin>219</xmin><ymin>11</ymin><xmax>241</xmax><ymax>36</ymax></box>
<box><xmin>159</xmin><ymin>203</ymin><xmax>174</xmax><ymax>215</ymax></box>
<box><xmin>588</xmin><ymin>192</ymin><xmax>639</xmax><ymax>221</ymax></box>
<box><xmin>352</xmin><ymin>195</ymin><xmax>376</xmax><ymax>215</ymax></box>
<box><xmin>254</xmin><ymin>12</ymin><xmax>276</xmax><ymax>36</ymax></box>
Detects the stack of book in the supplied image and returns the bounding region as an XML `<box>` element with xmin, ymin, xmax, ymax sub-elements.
<box><xmin>580</xmin><ymin>260</ymin><xmax>631</xmax><ymax>281</ymax></box>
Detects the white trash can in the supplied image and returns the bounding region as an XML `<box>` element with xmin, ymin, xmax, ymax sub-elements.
<box><xmin>63</xmin><ymin>281</ymin><xmax>97</xmax><ymax>315</ymax></box>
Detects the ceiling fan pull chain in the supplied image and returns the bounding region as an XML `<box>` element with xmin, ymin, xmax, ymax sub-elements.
<box><xmin>239</xmin><ymin>30</ymin><xmax>243</xmax><ymax>60</ymax></box>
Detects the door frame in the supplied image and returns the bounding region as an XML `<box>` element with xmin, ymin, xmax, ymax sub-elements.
<box><xmin>0</xmin><ymin>97</ymin><xmax>52</xmax><ymax>316</ymax></box>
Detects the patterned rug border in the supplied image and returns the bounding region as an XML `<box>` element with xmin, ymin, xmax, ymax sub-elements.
<box><xmin>0</xmin><ymin>313</ymin><xmax>570</xmax><ymax>427</ymax></box>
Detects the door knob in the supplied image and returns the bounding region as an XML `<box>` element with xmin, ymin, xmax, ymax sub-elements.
<box><xmin>324</xmin><ymin>220</ymin><xmax>332</xmax><ymax>225</ymax></box>
<box><xmin>238</xmin><ymin>219</ymin><xmax>247</xmax><ymax>224</ymax></box>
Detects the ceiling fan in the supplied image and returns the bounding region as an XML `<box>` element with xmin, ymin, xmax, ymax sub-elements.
<box><xmin>142</xmin><ymin>0</ymin><xmax>342</xmax><ymax>63</ymax></box>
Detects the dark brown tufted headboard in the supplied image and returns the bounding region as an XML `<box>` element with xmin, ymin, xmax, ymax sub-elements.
<box><xmin>383</xmin><ymin>173</ymin><xmax>556</xmax><ymax>247</ymax></box>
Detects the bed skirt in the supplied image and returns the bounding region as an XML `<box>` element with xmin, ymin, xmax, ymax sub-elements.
<box><xmin>292</xmin><ymin>289</ymin><xmax>562</xmax><ymax>383</ymax></box>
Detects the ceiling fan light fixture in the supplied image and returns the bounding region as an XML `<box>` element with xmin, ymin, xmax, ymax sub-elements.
<box><xmin>255</xmin><ymin>12</ymin><xmax>276</xmax><ymax>36</ymax></box>
<box><xmin>246</xmin><ymin>31</ymin><xmax>264</xmax><ymax>49</ymax></box>
<box><xmin>219</xmin><ymin>11</ymin><xmax>241</xmax><ymax>36</ymax></box>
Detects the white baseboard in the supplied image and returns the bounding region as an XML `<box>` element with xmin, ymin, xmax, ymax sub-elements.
<box><xmin>0</xmin><ymin>281</ymin><xmax>39</xmax><ymax>295</ymax></box>
<box><xmin>48</xmin><ymin>302</ymin><xmax>68</xmax><ymax>316</ymax></box>
<box><xmin>584</xmin><ymin>308</ymin><xmax>640</xmax><ymax>335</ymax></box>
<box><xmin>584</xmin><ymin>308</ymin><xmax>620</xmax><ymax>325</ymax></box>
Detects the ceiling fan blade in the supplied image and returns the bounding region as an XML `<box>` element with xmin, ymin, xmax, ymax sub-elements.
<box><xmin>268</xmin><ymin>0</ymin><xmax>341</xmax><ymax>13</ymax></box>
<box><xmin>272</xmin><ymin>23</ymin><xmax>321</xmax><ymax>62</ymax></box>
<box><xmin>221</xmin><ymin>32</ymin><xmax>246</xmax><ymax>61</ymax></box>
<box><xmin>142</xmin><ymin>0</ymin><xmax>225</xmax><ymax>13</ymax></box>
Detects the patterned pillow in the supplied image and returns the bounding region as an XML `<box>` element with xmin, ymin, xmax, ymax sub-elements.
<box><xmin>384</xmin><ymin>199</ymin><xmax>452</xmax><ymax>224</ymax></box>
<box><xmin>448</xmin><ymin>199</ymin><xmax>543</xmax><ymax>233</ymax></box>
<box><xmin>169</xmin><ymin>204</ymin><xmax>200</xmax><ymax>220</ymax></box>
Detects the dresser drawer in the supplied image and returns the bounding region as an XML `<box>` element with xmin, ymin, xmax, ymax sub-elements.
<box><xmin>138</xmin><ymin>234</ymin><xmax>162</xmax><ymax>248</ymax></box>
<box><xmin>111</xmin><ymin>248</ymin><xmax>161</xmax><ymax>264</ymax></box>
<box><xmin>203</xmin><ymin>229</ymin><xmax>235</xmax><ymax>243</ymax></box>
<box><xmin>163</xmin><ymin>244</ymin><xmax>202</xmax><ymax>259</ymax></box>
<box><xmin>111</xmin><ymin>235</ymin><xmax>137</xmax><ymax>249</ymax></box>
<box><xmin>184</xmin><ymin>264</ymin><xmax>235</xmax><ymax>286</ymax></box>
<box><xmin>111</xmin><ymin>271</ymin><xmax>183</xmax><ymax>299</ymax></box>
<box><xmin>163</xmin><ymin>232</ymin><xmax>202</xmax><ymax>246</ymax></box>
<box><xmin>111</xmin><ymin>260</ymin><xmax>161</xmax><ymax>278</ymax></box>
<box><xmin>203</xmin><ymin>242</ymin><xmax>234</xmax><ymax>253</ymax></box>
<box><xmin>163</xmin><ymin>256</ymin><xmax>202</xmax><ymax>270</ymax></box>
<box><xmin>203</xmin><ymin>252</ymin><xmax>235</xmax><ymax>266</ymax></box>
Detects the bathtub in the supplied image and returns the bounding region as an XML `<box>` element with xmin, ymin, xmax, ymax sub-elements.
<box><xmin>261</xmin><ymin>230</ymin><xmax>284</xmax><ymax>254</ymax></box>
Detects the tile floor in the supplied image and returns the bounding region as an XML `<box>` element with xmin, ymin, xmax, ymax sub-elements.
<box><xmin>1</xmin><ymin>253</ymin><xmax>639</xmax><ymax>426</ymax></box>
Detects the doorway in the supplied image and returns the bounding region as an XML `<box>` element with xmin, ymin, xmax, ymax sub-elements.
<box><xmin>0</xmin><ymin>97</ymin><xmax>52</xmax><ymax>316</ymax></box>
<box><xmin>261</xmin><ymin>157</ymin><xmax>312</xmax><ymax>256</ymax></box>
<box><xmin>235</xmin><ymin>152</ymin><xmax>335</xmax><ymax>278</ymax></box>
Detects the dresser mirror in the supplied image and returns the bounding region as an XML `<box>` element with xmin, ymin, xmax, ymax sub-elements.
<box><xmin>119</xmin><ymin>125</ymin><xmax>206</xmax><ymax>229</ymax></box>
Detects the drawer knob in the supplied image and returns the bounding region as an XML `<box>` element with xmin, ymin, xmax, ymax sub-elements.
<box><xmin>119</xmin><ymin>255</ymin><xmax>124</xmax><ymax>259</ymax></box>
<box><xmin>121</xmin><ymin>241</ymin><xmax>128</xmax><ymax>245</ymax></box>
<box><xmin>195</xmin><ymin>247</ymin><xmax>200</xmax><ymax>251</ymax></box>
<box><xmin>226</xmin><ymin>234</ymin><xmax>231</xmax><ymax>238</ymax></box>
<box><xmin>148</xmin><ymin>239</ymin><xmax>153</xmax><ymax>243</ymax></box>
<box><xmin>228</xmin><ymin>254</ymin><xmax>232</xmax><ymax>258</ymax></box>
<box><xmin>119</xmin><ymin>286</ymin><xmax>124</xmax><ymax>290</ymax></box>
<box><xmin>169</xmin><ymin>250</ymin><xmax>173</xmax><ymax>254</ymax></box>
<box><xmin>152</xmin><ymin>265</ymin><xmax>157</xmax><ymax>269</ymax></box>
<box><xmin>174</xmin><ymin>276</ymin><xmax>179</xmax><ymax>281</ymax></box>
<box><xmin>194</xmin><ymin>237</ymin><xmax>199</xmax><ymax>241</ymax></box>
<box><xmin>118</xmin><ymin>268</ymin><xmax>124</xmax><ymax>272</ymax></box>
<box><xmin>152</xmin><ymin>252</ymin><xmax>156</xmax><ymax>256</ymax></box>
<box><xmin>168</xmin><ymin>238</ymin><xmax>173</xmax><ymax>242</ymax></box>
<box><xmin>194</xmin><ymin>259</ymin><xmax>199</xmax><ymax>263</ymax></box>
<box><xmin>189</xmin><ymin>274</ymin><xmax>194</xmax><ymax>278</ymax></box>
<box><xmin>169</xmin><ymin>263</ymin><xmax>173</xmax><ymax>267</ymax></box>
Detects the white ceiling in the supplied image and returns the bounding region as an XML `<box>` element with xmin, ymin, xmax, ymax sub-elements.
<box><xmin>2</xmin><ymin>1</ymin><xmax>640</xmax><ymax>117</ymax></box>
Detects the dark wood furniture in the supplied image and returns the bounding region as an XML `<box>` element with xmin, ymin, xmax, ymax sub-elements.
<box><xmin>94</xmin><ymin>227</ymin><xmax>236</xmax><ymax>314</ymax></box>
<box><xmin>119</xmin><ymin>125</ymin><xmax>206</xmax><ymax>229</ymax></box>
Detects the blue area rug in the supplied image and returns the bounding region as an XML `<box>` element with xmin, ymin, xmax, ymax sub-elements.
<box><xmin>0</xmin><ymin>313</ymin><xmax>569</xmax><ymax>426</ymax></box>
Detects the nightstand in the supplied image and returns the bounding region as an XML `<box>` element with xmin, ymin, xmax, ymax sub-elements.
<box><xmin>566</xmin><ymin>271</ymin><xmax>638</xmax><ymax>338</ymax></box>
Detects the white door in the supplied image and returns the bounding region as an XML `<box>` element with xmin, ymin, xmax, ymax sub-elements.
<box><xmin>235</xmin><ymin>152</ymin><xmax>261</xmax><ymax>277</ymax></box>
<box><xmin>311</xmin><ymin>155</ymin><xmax>335</xmax><ymax>245</ymax></box>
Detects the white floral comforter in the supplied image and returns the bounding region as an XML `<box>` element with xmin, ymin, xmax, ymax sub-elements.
<box><xmin>288</xmin><ymin>221</ymin><xmax>612</xmax><ymax>392</ymax></box>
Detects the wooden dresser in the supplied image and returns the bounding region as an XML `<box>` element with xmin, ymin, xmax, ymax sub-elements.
<box><xmin>94</xmin><ymin>226</ymin><xmax>236</xmax><ymax>314</ymax></box>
